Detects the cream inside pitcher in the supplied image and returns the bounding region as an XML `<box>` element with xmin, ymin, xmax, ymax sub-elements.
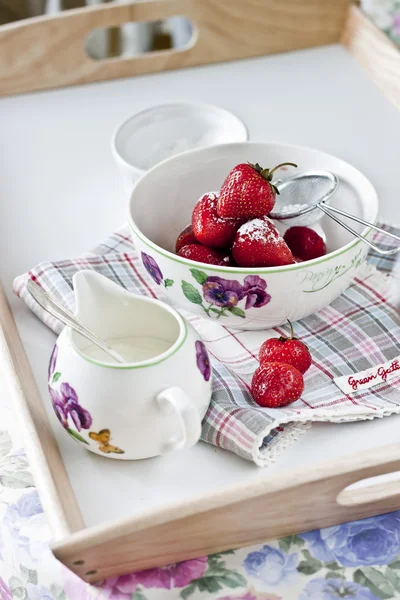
<box><xmin>72</xmin><ymin>271</ymin><xmax>181</xmax><ymax>365</ymax></box>
<box><xmin>48</xmin><ymin>271</ymin><xmax>212</xmax><ymax>460</ymax></box>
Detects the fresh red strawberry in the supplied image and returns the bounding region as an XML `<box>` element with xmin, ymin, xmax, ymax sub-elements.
<box><xmin>232</xmin><ymin>216</ymin><xmax>294</xmax><ymax>267</ymax></box>
<box><xmin>284</xmin><ymin>226</ymin><xmax>326</xmax><ymax>261</ymax></box>
<box><xmin>178</xmin><ymin>244</ymin><xmax>233</xmax><ymax>266</ymax></box>
<box><xmin>218</xmin><ymin>161</ymin><xmax>297</xmax><ymax>219</ymax></box>
<box><xmin>175</xmin><ymin>224</ymin><xmax>197</xmax><ymax>253</ymax></box>
<box><xmin>192</xmin><ymin>192</ymin><xmax>243</xmax><ymax>249</ymax></box>
<box><xmin>251</xmin><ymin>362</ymin><xmax>304</xmax><ymax>408</ymax></box>
<box><xmin>259</xmin><ymin>321</ymin><xmax>312</xmax><ymax>374</ymax></box>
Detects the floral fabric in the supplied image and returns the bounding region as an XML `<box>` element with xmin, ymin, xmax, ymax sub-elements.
<box><xmin>1</xmin><ymin>412</ymin><xmax>400</xmax><ymax>600</ymax></box>
<box><xmin>362</xmin><ymin>0</ymin><xmax>400</xmax><ymax>45</ymax></box>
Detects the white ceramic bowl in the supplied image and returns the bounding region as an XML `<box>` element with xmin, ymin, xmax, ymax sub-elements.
<box><xmin>128</xmin><ymin>142</ymin><xmax>378</xmax><ymax>330</ymax></box>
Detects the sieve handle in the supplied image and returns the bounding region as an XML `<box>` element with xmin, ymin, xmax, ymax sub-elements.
<box><xmin>318</xmin><ymin>203</ymin><xmax>400</xmax><ymax>256</ymax></box>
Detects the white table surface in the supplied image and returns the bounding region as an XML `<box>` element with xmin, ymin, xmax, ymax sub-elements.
<box><xmin>1</xmin><ymin>44</ymin><xmax>400</xmax><ymax>530</ymax></box>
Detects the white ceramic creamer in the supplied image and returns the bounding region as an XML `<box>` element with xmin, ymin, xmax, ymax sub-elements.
<box><xmin>47</xmin><ymin>271</ymin><xmax>212</xmax><ymax>460</ymax></box>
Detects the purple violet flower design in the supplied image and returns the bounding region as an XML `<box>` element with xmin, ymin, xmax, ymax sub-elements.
<box><xmin>202</xmin><ymin>276</ymin><xmax>244</xmax><ymax>308</ymax></box>
<box><xmin>49</xmin><ymin>382</ymin><xmax>92</xmax><ymax>431</ymax></box>
<box><xmin>195</xmin><ymin>340</ymin><xmax>211</xmax><ymax>381</ymax></box>
<box><xmin>141</xmin><ymin>251</ymin><xmax>164</xmax><ymax>285</ymax></box>
<box><xmin>61</xmin><ymin>382</ymin><xmax>93</xmax><ymax>430</ymax></box>
<box><xmin>184</xmin><ymin>269</ymin><xmax>271</xmax><ymax>319</ymax></box>
<box><xmin>49</xmin><ymin>387</ymin><xmax>68</xmax><ymax>428</ymax></box>
<box><xmin>242</xmin><ymin>275</ymin><xmax>271</xmax><ymax>309</ymax></box>
<box><xmin>48</xmin><ymin>344</ymin><xmax>58</xmax><ymax>379</ymax></box>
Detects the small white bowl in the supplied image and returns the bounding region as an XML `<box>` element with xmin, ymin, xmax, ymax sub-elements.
<box><xmin>128</xmin><ymin>142</ymin><xmax>378</xmax><ymax>330</ymax></box>
<box><xmin>112</xmin><ymin>103</ymin><xmax>248</xmax><ymax>193</ymax></box>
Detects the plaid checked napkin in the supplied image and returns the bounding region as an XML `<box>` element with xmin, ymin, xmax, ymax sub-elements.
<box><xmin>13</xmin><ymin>223</ymin><xmax>400</xmax><ymax>466</ymax></box>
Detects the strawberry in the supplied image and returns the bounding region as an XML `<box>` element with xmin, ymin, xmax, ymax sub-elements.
<box><xmin>218</xmin><ymin>161</ymin><xmax>297</xmax><ymax>219</ymax></box>
<box><xmin>178</xmin><ymin>244</ymin><xmax>233</xmax><ymax>266</ymax></box>
<box><xmin>283</xmin><ymin>226</ymin><xmax>326</xmax><ymax>261</ymax></box>
<box><xmin>259</xmin><ymin>321</ymin><xmax>312</xmax><ymax>374</ymax></box>
<box><xmin>192</xmin><ymin>192</ymin><xmax>243</xmax><ymax>249</ymax></box>
<box><xmin>232</xmin><ymin>216</ymin><xmax>294</xmax><ymax>268</ymax></box>
<box><xmin>251</xmin><ymin>362</ymin><xmax>304</xmax><ymax>408</ymax></box>
<box><xmin>175</xmin><ymin>224</ymin><xmax>197</xmax><ymax>253</ymax></box>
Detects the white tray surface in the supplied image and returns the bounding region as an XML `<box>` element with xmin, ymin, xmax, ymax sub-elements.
<box><xmin>0</xmin><ymin>44</ymin><xmax>400</xmax><ymax>529</ymax></box>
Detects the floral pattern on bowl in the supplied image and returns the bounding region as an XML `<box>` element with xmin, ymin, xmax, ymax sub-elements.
<box><xmin>141</xmin><ymin>252</ymin><xmax>174</xmax><ymax>288</ymax></box>
<box><xmin>182</xmin><ymin>269</ymin><xmax>271</xmax><ymax>320</ymax></box>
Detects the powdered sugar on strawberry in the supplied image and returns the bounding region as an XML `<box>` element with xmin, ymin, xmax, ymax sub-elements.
<box><xmin>193</xmin><ymin>191</ymin><xmax>218</xmax><ymax>212</ymax></box>
<box><xmin>193</xmin><ymin>192</ymin><xmax>236</xmax><ymax>226</ymax></box>
<box><xmin>232</xmin><ymin>215</ymin><xmax>294</xmax><ymax>267</ymax></box>
<box><xmin>235</xmin><ymin>218</ymin><xmax>282</xmax><ymax>245</ymax></box>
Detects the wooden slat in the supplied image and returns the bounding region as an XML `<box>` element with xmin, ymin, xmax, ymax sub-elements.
<box><xmin>342</xmin><ymin>5</ymin><xmax>400</xmax><ymax>110</ymax></box>
<box><xmin>0</xmin><ymin>284</ymin><xmax>84</xmax><ymax>539</ymax></box>
<box><xmin>0</xmin><ymin>0</ymin><xmax>353</xmax><ymax>96</ymax></box>
<box><xmin>52</xmin><ymin>443</ymin><xmax>400</xmax><ymax>583</ymax></box>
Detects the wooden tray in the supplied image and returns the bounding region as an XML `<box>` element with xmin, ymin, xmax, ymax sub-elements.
<box><xmin>3</xmin><ymin>283</ymin><xmax>400</xmax><ymax>584</ymax></box>
<box><xmin>0</xmin><ymin>0</ymin><xmax>354</xmax><ymax>96</ymax></box>
<box><xmin>0</xmin><ymin>1</ymin><xmax>400</xmax><ymax>586</ymax></box>
<box><xmin>3</xmin><ymin>279</ymin><xmax>400</xmax><ymax>583</ymax></box>
<box><xmin>0</xmin><ymin>2</ymin><xmax>398</xmax><ymax>107</ymax></box>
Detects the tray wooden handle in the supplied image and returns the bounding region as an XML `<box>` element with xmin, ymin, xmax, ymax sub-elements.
<box><xmin>53</xmin><ymin>442</ymin><xmax>400</xmax><ymax>583</ymax></box>
<box><xmin>334</xmin><ymin>446</ymin><xmax>400</xmax><ymax>507</ymax></box>
<box><xmin>0</xmin><ymin>0</ymin><xmax>353</xmax><ymax>97</ymax></box>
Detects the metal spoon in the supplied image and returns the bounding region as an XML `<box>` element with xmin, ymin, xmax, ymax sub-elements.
<box><xmin>270</xmin><ymin>170</ymin><xmax>400</xmax><ymax>256</ymax></box>
<box><xmin>27</xmin><ymin>279</ymin><xmax>125</xmax><ymax>364</ymax></box>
